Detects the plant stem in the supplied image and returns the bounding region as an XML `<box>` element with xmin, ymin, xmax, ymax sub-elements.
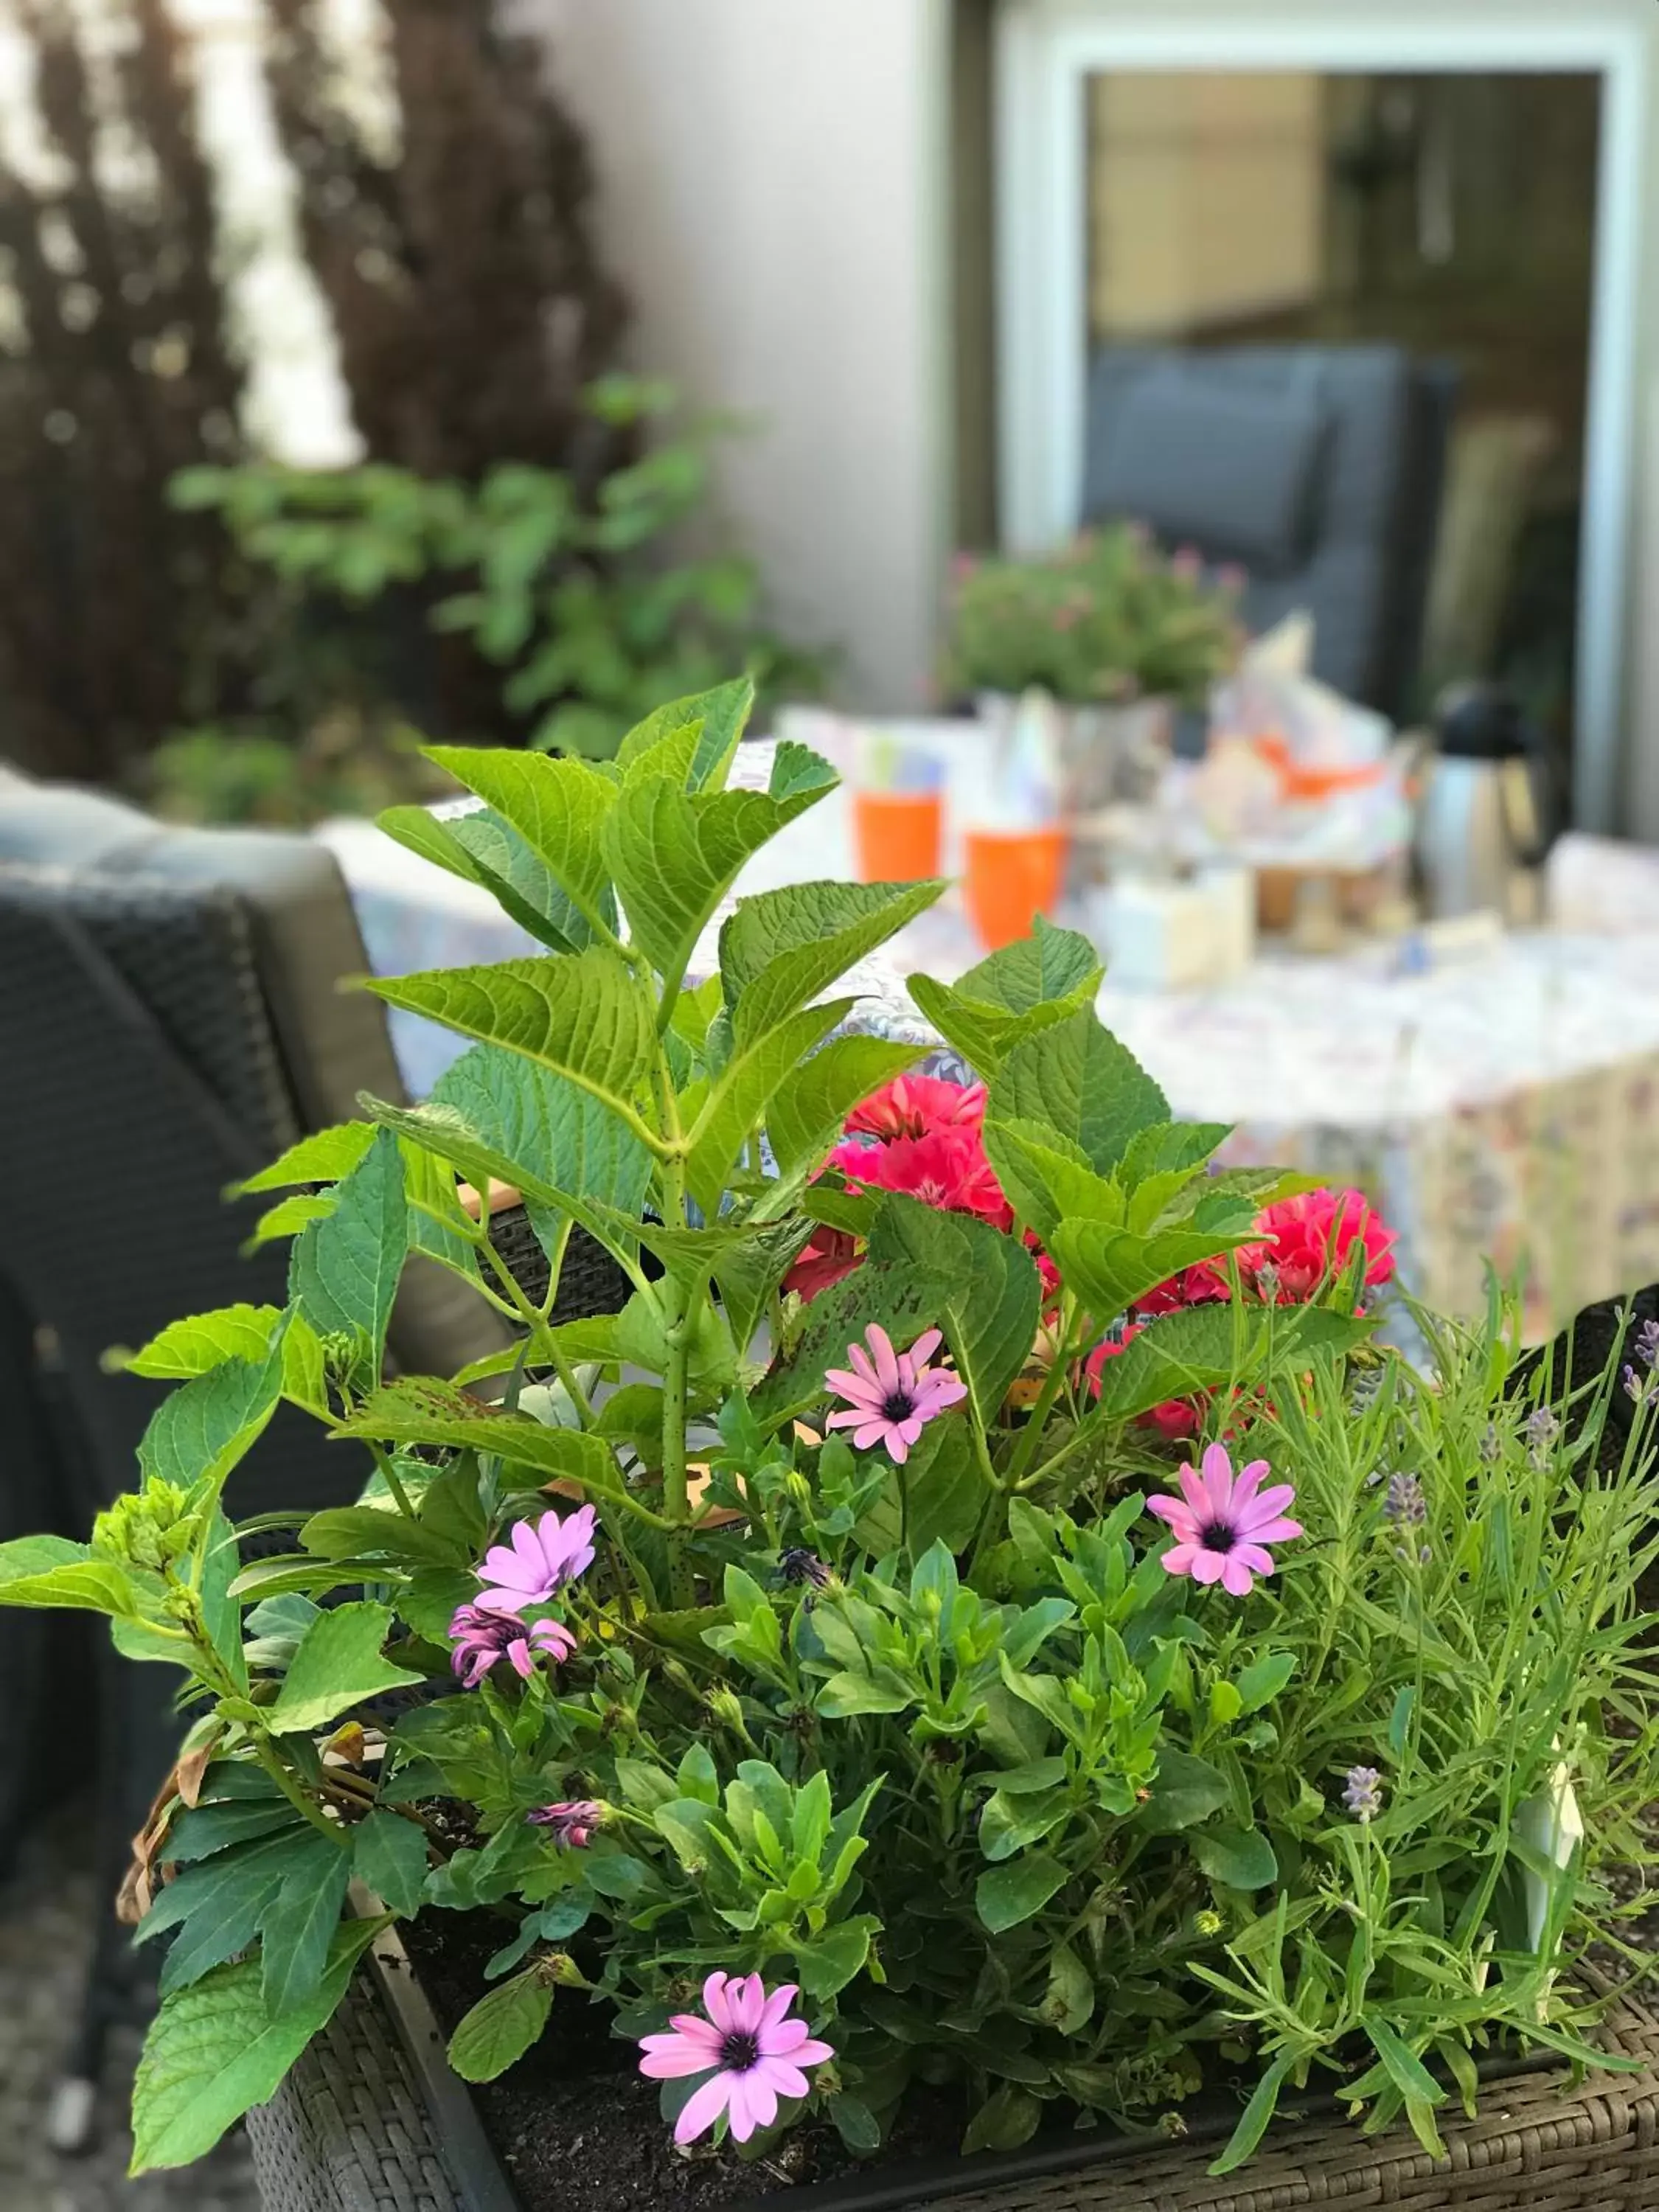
<box><xmin>249</xmin><ymin>1733</ymin><xmax>345</xmax><ymax>1843</ymax></box>
<box><xmin>369</xmin><ymin>1443</ymin><xmax>418</xmax><ymax>1521</ymax></box>
<box><xmin>650</xmin><ymin>1040</ymin><xmax>699</xmax><ymax>1606</ymax></box>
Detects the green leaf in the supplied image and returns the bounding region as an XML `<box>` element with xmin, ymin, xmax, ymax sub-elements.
<box><xmin>1143</xmin><ymin>1750</ymin><xmax>1230</xmax><ymax>1833</ymax></box>
<box><xmin>763</xmin><ymin>1037</ymin><xmax>925</xmax><ymax>1195</ymax></box>
<box><xmin>164</xmin><ymin>1800</ymin><xmax>299</xmax><ymax>1862</ymax></box>
<box><xmin>768</xmin><ymin>740</ymin><xmax>839</xmax><ymax>804</ymax></box>
<box><xmin>1041</xmin><ymin>1941</ymin><xmax>1096</xmax><ymax>2035</ymax></box>
<box><xmin>956</xmin><ymin>916</ymin><xmax>1102</xmax><ymax>1013</ymax></box>
<box><xmin>246</xmin><ymin>1193</ymin><xmax>336</xmax><ymax>1251</ymax></box>
<box><xmin>264</xmin><ymin>1601</ymin><xmax>421</xmax><ymax>1737</ymax></box>
<box><xmin>333</xmin><ymin>1380</ymin><xmax>625</xmax><ymax>1495</ymax></box>
<box><xmin>378</xmin><ymin>804</ymin><xmax>577</xmax><ymax>953</ymax></box>
<box><xmin>130</xmin><ymin>1921</ymin><xmax>380</xmax><ymax>2172</ymax></box>
<box><xmin>417</xmin><ymin>746</ymin><xmax>622</xmax><ymax>943</ymax></box>
<box><xmin>446</xmin><ymin>1969</ymin><xmax>554</xmax><ymax>2083</ymax></box>
<box><xmin>116</xmin><ymin>1304</ymin><xmax>283</xmax><ymax>1380</ymax></box>
<box><xmin>260</xmin><ymin>1841</ymin><xmax>353</xmax><ymax>2018</ymax></box>
<box><xmin>1049</xmin><ymin>1222</ymin><xmax>1253</xmax><ymax>1332</ymax></box>
<box><xmin>1235</xmin><ymin>1650</ymin><xmax>1295</xmax><ymax>1714</ymax></box>
<box><xmin>792</xmin><ymin>1917</ymin><xmax>874</xmax><ymax>2000</ymax></box>
<box><xmin>723</xmin><ymin>877</ymin><xmax>946</xmax><ymax>1043</ymax></box>
<box><xmin>815</xmin><ymin>1672</ymin><xmax>914</xmax><ymax>1718</ymax></box>
<box><xmin>829</xmin><ymin>2096</ymin><xmax>882</xmax><ymax>2154</ymax></box>
<box><xmin>1192</xmin><ymin>1825</ymin><xmax>1279</xmax><ymax>1891</ymax></box>
<box><xmin>428</xmin><ymin>1043</ymin><xmax>652</xmax><ymax>1222</ymax></box>
<box><xmin>962</xmin><ymin>2084</ymin><xmax>1043</xmax><ymax>2155</ymax></box>
<box><xmin>288</xmin><ymin>1127</ymin><xmax>407</xmax><ymax>1365</ymax></box>
<box><xmin>980</xmin><ymin>1118</ymin><xmax>1116</xmax><ymax>1242</ymax></box>
<box><xmin>0</xmin><ymin>1535</ymin><xmax>138</xmax><ymax>1615</ymax></box>
<box><xmin>199</xmin><ymin>1506</ymin><xmax>248</xmax><ymax>1691</ymax></box>
<box><xmin>298</xmin><ymin>1503</ymin><xmax>460</xmax><ymax>1568</ymax></box>
<box><xmin>1360</xmin><ymin>2017</ymin><xmax>1447</xmax><ymax>2110</ymax></box>
<box><xmin>991</xmin><ymin>1009</ymin><xmax>1168</xmax><ymax>1175</ymax></box>
<box><xmin>685</xmin><ymin>1001</ymin><xmax>849</xmax><ymax>1217</ymax></box>
<box><xmin>899</xmin><ymin>1416</ymin><xmax>984</xmax><ymax>1558</ymax></box>
<box><xmin>1087</xmin><ymin>1303</ymin><xmax>1371</xmax><ymax>1421</ymax></box>
<box><xmin>602</xmin><ymin>773</ymin><xmax>833</xmax><ymax>991</ymax></box>
<box><xmin>232</xmin><ymin>1123</ymin><xmax>375</xmax><ymax>1197</ymax></box>
<box><xmin>613</xmin><ymin>677</ymin><xmax>754</xmax><ymax>790</ymax></box>
<box><xmin>1208</xmin><ymin>2048</ymin><xmax>1301</xmax><ymax>2177</ymax></box>
<box><xmin>869</xmin><ymin>1197</ymin><xmax>1041</xmax><ymax>1431</ymax></box>
<box><xmin>137</xmin><ymin>1328</ymin><xmax>288</xmax><ymax>1499</ymax></box>
<box><xmin>352</xmin><ymin>1809</ymin><xmax>431</xmax><ymax>1917</ymax></box>
<box><xmin>975</xmin><ymin>1852</ymin><xmax>1068</xmax><ymax>1934</ymax></box>
<box><xmin>362</xmin><ymin>952</ymin><xmax>657</xmax><ymax>1146</ymax></box>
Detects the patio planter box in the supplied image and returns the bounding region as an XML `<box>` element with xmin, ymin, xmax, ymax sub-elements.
<box><xmin>245</xmin><ymin>1920</ymin><xmax>1659</xmax><ymax>2212</ymax></box>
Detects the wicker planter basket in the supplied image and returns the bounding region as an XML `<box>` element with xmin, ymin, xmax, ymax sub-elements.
<box><xmin>246</xmin><ymin>1924</ymin><xmax>1659</xmax><ymax>2212</ymax></box>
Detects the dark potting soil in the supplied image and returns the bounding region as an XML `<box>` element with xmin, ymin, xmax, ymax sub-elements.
<box><xmin>397</xmin><ymin>1909</ymin><xmax>975</xmax><ymax>2212</ymax></box>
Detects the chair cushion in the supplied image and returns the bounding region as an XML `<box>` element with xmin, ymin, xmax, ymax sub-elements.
<box><xmin>1091</xmin><ymin>368</ymin><xmax>1329</xmax><ymax>575</ymax></box>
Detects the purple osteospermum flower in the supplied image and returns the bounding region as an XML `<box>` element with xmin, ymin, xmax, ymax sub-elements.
<box><xmin>823</xmin><ymin>1323</ymin><xmax>967</xmax><ymax>1464</ymax></box>
<box><xmin>777</xmin><ymin>1548</ymin><xmax>831</xmax><ymax>1589</ymax></box>
<box><xmin>1147</xmin><ymin>1443</ymin><xmax>1302</xmax><ymax>1598</ymax></box>
<box><xmin>448</xmin><ymin>1603</ymin><xmax>575</xmax><ymax>1689</ymax></box>
<box><xmin>527</xmin><ymin>1799</ymin><xmax>604</xmax><ymax>1848</ymax></box>
<box><xmin>476</xmin><ymin>1505</ymin><xmax>597</xmax><ymax>1617</ymax></box>
<box><xmin>639</xmin><ymin>1972</ymin><xmax>835</xmax><ymax>2145</ymax></box>
<box><xmin>1343</xmin><ymin>1765</ymin><xmax>1384</xmax><ymax>1823</ymax></box>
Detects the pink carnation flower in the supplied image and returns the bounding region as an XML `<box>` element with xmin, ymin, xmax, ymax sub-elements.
<box><xmin>639</xmin><ymin>1972</ymin><xmax>835</xmax><ymax>2145</ymax></box>
<box><xmin>475</xmin><ymin>1505</ymin><xmax>597</xmax><ymax>1618</ymax></box>
<box><xmin>844</xmin><ymin>1072</ymin><xmax>987</xmax><ymax>1141</ymax></box>
<box><xmin>1241</xmin><ymin>1187</ymin><xmax>1395</xmax><ymax>1303</ymax></box>
<box><xmin>824</xmin><ymin>1322</ymin><xmax>966</xmax><ymax>1464</ymax></box>
<box><xmin>1148</xmin><ymin>1443</ymin><xmax>1301</xmax><ymax>1596</ymax></box>
<box><xmin>830</xmin><ymin>1127</ymin><xmax>1012</xmax><ymax>1230</ymax></box>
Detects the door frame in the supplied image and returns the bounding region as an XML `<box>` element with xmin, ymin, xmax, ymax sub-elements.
<box><xmin>994</xmin><ymin>1</ymin><xmax>1652</xmax><ymax>828</ymax></box>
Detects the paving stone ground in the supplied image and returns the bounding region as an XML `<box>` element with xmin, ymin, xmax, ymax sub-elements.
<box><xmin>0</xmin><ymin>1803</ymin><xmax>261</xmax><ymax>2212</ymax></box>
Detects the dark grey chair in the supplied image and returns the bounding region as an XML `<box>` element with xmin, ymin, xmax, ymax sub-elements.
<box><xmin>1082</xmin><ymin>344</ymin><xmax>1457</xmax><ymax>723</ymax></box>
<box><xmin>0</xmin><ymin>773</ymin><xmax>512</xmax><ymax>2146</ymax></box>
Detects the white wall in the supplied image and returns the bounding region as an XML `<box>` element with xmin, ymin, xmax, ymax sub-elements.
<box><xmin>526</xmin><ymin>0</ymin><xmax>953</xmax><ymax>714</ymax></box>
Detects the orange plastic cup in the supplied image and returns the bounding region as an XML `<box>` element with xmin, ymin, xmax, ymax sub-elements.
<box><xmin>851</xmin><ymin>787</ymin><xmax>942</xmax><ymax>883</ymax></box>
<box><xmin>962</xmin><ymin>826</ymin><xmax>1069</xmax><ymax>950</ymax></box>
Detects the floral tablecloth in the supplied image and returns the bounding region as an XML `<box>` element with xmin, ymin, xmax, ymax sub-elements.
<box><xmin>317</xmin><ymin>753</ymin><xmax>1659</xmax><ymax>1337</ymax></box>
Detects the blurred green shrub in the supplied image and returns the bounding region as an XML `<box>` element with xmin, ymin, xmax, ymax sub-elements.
<box><xmin>145</xmin><ymin>712</ymin><xmax>453</xmax><ymax>828</ymax></box>
<box><xmin>171</xmin><ymin>378</ymin><xmax>825</xmax><ymax>765</ymax></box>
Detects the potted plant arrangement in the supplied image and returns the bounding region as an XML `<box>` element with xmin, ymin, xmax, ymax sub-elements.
<box><xmin>5</xmin><ymin>678</ymin><xmax>1658</xmax><ymax>2212</ymax></box>
<box><xmin>945</xmin><ymin>524</ymin><xmax>1245</xmax><ymax>825</ymax></box>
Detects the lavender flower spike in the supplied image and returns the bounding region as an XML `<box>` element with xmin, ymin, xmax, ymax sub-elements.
<box><xmin>1342</xmin><ymin>1766</ymin><xmax>1384</xmax><ymax>1823</ymax></box>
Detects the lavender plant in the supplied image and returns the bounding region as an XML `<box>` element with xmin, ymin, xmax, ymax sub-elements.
<box><xmin>1</xmin><ymin>679</ymin><xmax>1655</xmax><ymax>2183</ymax></box>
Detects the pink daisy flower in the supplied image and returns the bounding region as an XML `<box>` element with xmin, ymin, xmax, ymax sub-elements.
<box><xmin>1148</xmin><ymin>1443</ymin><xmax>1302</xmax><ymax>1597</ymax></box>
<box><xmin>447</xmin><ymin>1603</ymin><xmax>575</xmax><ymax>1689</ymax></box>
<box><xmin>638</xmin><ymin>1972</ymin><xmax>835</xmax><ymax>2145</ymax></box>
<box><xmin>824</xmin><ymin>1323</ymin><xmax>967</xmax><ymax>1464</ymax></box>
<box><xmin>475</xmin><ymin>1505</ymin><xmax>597</xmax><ymax>1618</ymax></box>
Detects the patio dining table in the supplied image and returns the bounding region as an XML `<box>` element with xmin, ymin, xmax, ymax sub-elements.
<box><xmin>316</xmin><ymin>749</ymin><xmax>1659</xmax><ymax>1340</ymax></box>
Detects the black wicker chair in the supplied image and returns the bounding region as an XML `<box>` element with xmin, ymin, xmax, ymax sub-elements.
<box><xmin>0</xmin><ymin>787</ymin><xmax>519</xmax><ymax>2150</ymax></box>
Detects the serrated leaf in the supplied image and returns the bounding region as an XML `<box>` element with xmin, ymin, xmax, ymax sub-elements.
<box><xmin>164</xmin><ymin>1799</ymin><xmax>299</xmax><ymax>1862</ymax></box>
<box><xmin>417</xmin><ymin>746</ymin><xmax>621</xmax><ymax>942</ymax></box>
<box><xmin>333</xmin><ymin>1380</ymin><xmax>625</xmax><ymax>1495</ymax></box>
<box><xmin>1050</xmin><ymin>1221</ymin><xmax>1252</xmax><ymax>1330</ymax></box>
<box><xmin>119</xmin><ymin>1304</ymin><xmax>284</xmax><ymax>1380</ymax></box>
<box><xmin>724</xmin><ymin>877</ymin><xmax>946</xmax><ymax>1042</ymax></box>
<box><xmin>446</xmin><ymin>1969</ymin><xmax>554</xmax><ymax>2082</ymax></box>
<box><xmin>136</xmin><ymin>1326</ymin><xmax>288</xmax><ymax>1499</ymax></box>
<box><xmin>768</xmin><ymin>740</ymin><xmax>838</xmax><ymax>804</ymax></box>
<box><xmin>975</xmin><ymin>1851</ymin><xmax>1068</xmax><ymax>1933</ymax></box>
<box><xmin>265</xmin><ymin>1601</ymin><xmax>421</xmax><ymax>1736</ymax></box>
<box><xmin>288</xmin><ymin>1127</ymin><xmax>407</xmax><ymax>1363</ymax></box>
<box><xmin>684</xmin><ymin>1000</ymin><xmax>850</xmax><ymax>1216</ymax></box>
<box><xmin>363</xmin><ymin>953</ymin><xmax>657</xmax><ymax>1148</ymax></box>
<box><xmin>613</xmin><ymin>678</ymin><xmax>753</xmax><ymax>790</ymax></box>
<box><xmin>956</xmin><ymin>916</ymin><xmax>1101</xmax><ymax>1013</ymax></box>
<box><xmin>260</xmin><ymin>1841</ymin><xmax>352</xmax><ymax>2018</ymax></box>
<box><xmin>130</xmin><ymin>1920</ymin><xmax>380</xmax><ymax>2171</ymax></box>
<box><xmin>0</xmin><ymin>1534</ymin><xmax>139</xmax><ymax>1615</ymax></box>
<box><xmin>992</xmin><ymin>1009</ymin><xmax>1167</xmax><ymax>1175</ymax></box>
<box><xmin>429</xmin><ymin>1043</ymin><xmax>652</xmax><ymax>1222</ymax></box>
<box><xmin>752</xmin><ymin>1259</ymin><xmax>956</xmax><ymax>1424</ymax></box>
<box><xmin>352</xmin><ymin>1809</ymin><xmax>431</xmax><ymax>1918</ymax></box>
<box><xmin>378</xmin><ymin>804</ymin><xmax>576</xmax><ymax>953</ymax></box>
<box><xmin>764</xmin><ymin>1036</ymin><xmax>925</xmax><ymax>1194</ymax></box>
<box><xmin>869</xmin><ymin>1197</ymin><xmax>1041</xmax><ymax>1432</ymax></box>
<box><xmin>602</xmin><ymin>774</ymin><xmax>832</xmax><ymax>992</ymax></box>
<box><xmin>246</xmin><ymin>1193</ymin><xmax>336</xmax><ymax>1251</ymax></box>
<box><xmin>232</xmin><ymin>1123</ymin><xmax>375</xmax><ymax>1197</ymax></box>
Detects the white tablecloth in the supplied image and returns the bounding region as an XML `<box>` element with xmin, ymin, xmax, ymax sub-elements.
<box><xmin>318</xmin><ymin>757</ymin><xmax>1659</xmax><ymax>1335</ymax></box>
